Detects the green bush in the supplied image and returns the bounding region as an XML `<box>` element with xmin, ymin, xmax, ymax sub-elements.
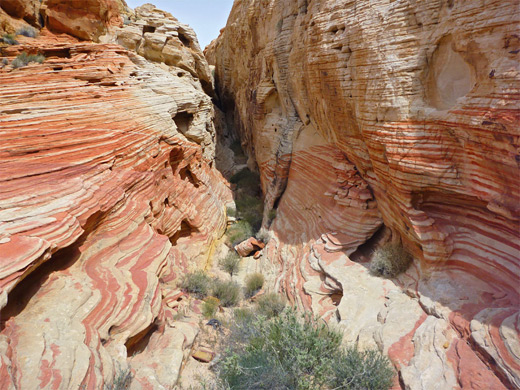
<box><xmin>219</xmin><ymin>252</ymin><xmax>241</xmax><ymax>277</ymax></box>
<box><xmin>230</xmin><ymin>168</ymin><xmax>260</xmax><ymax>190</ymax></box>
<box><xmin>235</xmin><ymin>193</ymin><xmax>263</xmax><ymax>231</ymax></box>
<box><xmin>16</xmin><ymin>26</ymin><xmax>38</xmax><ymax>38</ymax></box>
<box><xmin>370</xmin><ymin>242</ymin><xmax>412</xmax><ymax>278</ymax></box>
<box><xmin>244</xmin><ymin>273</ymin><xmax>264</xmax><ymax>298</ymax></box>
<box><xmin>226</xmin><ymin>206</ymin><xmax>236</xmax><ymax>218</ymax></box>
<box><xmin>1</xmin><ymin>58</ymin><xmax>8</xmax><ymax>66</ymax></box>
<box><xmin>233</xmin><ymin>307</ymin><xmax>255</xmax><ymax>323</ymax></box>
<box><xmin>217</xmin><ymin>308</ymin><xmax>393</xmax><ymax>390</ymax></box>
<box><xmin>227</xmin><ymin>220</ymin><xmax>253</xmax><ymax>245</ymax></box>
<box><xmin>180</xmin><ymin>271</ymin><xmax>212</xmax><ymax>299</ymax></box>
<box><xmin>255</xmin><ymin>292</ymin><xmax>285</xmax><ymax>319</ymax></box>
<box><xmin>226</xmin><ymin>167</ymin><xmax>264</xmax><ymax>244</ymax></box>
<box><xmin>12</xmin><ymin>52</ymin><xmax>45</xmax><ymax>68</ymax></box>
<box><xmin>211</xmin><ymin>279</ymin><xmax>241</xmax><ymax>307</ymax></box>
<box><xmin>2</xmin><ymin>34</ymin><xmax>18</xmax><ymax>45</ymax></box>
<box><xmin>331</xmin><ymin>347</ymin><xmax>395</xmax><ymax>390</ymax></box>
<box><xmin>202</xmin><ymin>297</ymin><xmax>220</xmax><ymax>318</ymax></box>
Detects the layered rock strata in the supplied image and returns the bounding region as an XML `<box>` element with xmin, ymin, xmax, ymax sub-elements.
<box><xmin>209</xmin><ymin>0</ymin><xmax>520</xmax><ymax>388</ymax></box>
<box><xmin>0</xmin><ymin>4</ymin><xmax>231</xmax><ymax>389</ymax></box>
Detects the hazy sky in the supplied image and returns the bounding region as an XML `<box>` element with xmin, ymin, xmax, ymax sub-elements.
<box><xmin>126</xmin><ymin>0</ymin><xmax>234</xmax><ymax>48</ymax></box>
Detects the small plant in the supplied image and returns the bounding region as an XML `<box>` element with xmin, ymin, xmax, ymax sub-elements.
<box><xmin>2</xmin><ymin>33</ymin><xmax>18</xmax><ymax>45</ymax></box>
<box><xmin>16</xmin><ymin>26</ymin><xmax>38</xmax><ymax>38</ymax></box>
<box><xmin>268</xmin><ymin>208</ymin><xmax>277</xmax><ymax>221</ymax></box>
<box><xmin>370</xmin><ymin>242</ymin><xmax>412</xmax><ymax>278</ymax></box>
<box><xmin>219</xmin><ymin>252</ymin><xmax>241</xmax><ymax>277</ymax></box>
<box><xmin>202</xmin><ymin>297</ymin><xmax>220</xmax><ymax>318</ymax></box>
<box><xmin>226</xmin><ymin>220</ymin><xmax>253</xmax><ymax>245</ymax></box>
<box><xmin>256</xmin><ymin>229</ymin><xmax>270</xmax><ymax>243</ymax></box>
<box><xmin>255</xmin><ymin>292</ymin><xmax>286</xmax><ymax>318</ymax></box>
<box><xmin>331</xmin><ymin>347</ymin><xmax>395</xmax><ymax>390</ymax></box>
<box><xmin>217</xmin><ymin>308</ymin><xmax>394</xmax><ymax>390</ymax></box>
<box><xmin>104</xmin><ymin>367</ymin><xmax>132</xmax><ymax>390</ymax></box>
<box><xmin>226</xmin><ymin>206</ymin><xmax>236</xmax><ymax>218</ymax></box>
<box><xmin>1</xmin><ymin>58</ymin><xmax>8</xmax><ymax>67</ymax></box>
<box><xmin>233</xmin><ymin>307</ymin><xmax>255</xmax><ymax>323</ymax></box>
<box><xmin>12</xmin><ymin>52</ymin><xmax>45</xmax><ymax>69</ymax></box>
<box><xmin>230</xmin><ymin>169</ymin><xmax>261</xmax><ymax>197</ymax></box>
<box><xmin>244</xmin><ymin>273</ymin><xmax>264</xmax><ymax>298</ymax></box>
<box><xmin>180</xmin><ymin>271</ymin><xmax>212</xmax><ymax>299</ymax></box>
<box><xmin>211</xmin><ymin>279</ymin><xmax>241</xmax><ymax>307</ymax></box>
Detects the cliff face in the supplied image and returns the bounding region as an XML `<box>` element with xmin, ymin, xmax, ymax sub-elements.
<box><xmin>0</xmin><ymin>3</ymin><xmax>231</xmax><ymax>389</ymax></box>
<box><xmin>209</xmin><ymin>0</ymin><xmax>519</xmax><ymax>388</ymax></box>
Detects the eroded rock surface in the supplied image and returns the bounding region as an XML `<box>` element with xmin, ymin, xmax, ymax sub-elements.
<box><xmin>0</xmin><ymin>4</ymin><xmax>231</xmax><ymax>389</ymax></box>
<box><xmin>209</xmin><ymin>0</ymin><xmax>519</xmax><ymax>388</ymax></box>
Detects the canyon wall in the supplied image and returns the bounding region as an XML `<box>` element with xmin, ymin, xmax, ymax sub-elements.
<box><xmin>209</xmin><ymin>0</ymin><xmax>520</xmax><ymax>388</ymax></box>
<box><xmin>0</xmin><ymin>3</ymin><xmax>232</xmax><ymax>389</ymax></box>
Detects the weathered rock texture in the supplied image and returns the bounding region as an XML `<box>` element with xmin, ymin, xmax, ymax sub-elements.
<box><xmin>0</xmin><ymin>0</ymin><xmax>127</xmax><ymax>39</ymax></box>
<box><xmin>0</xmin><ymin>3</ymin><xmax>231</xmax><ymax>389</ymax></box>
<box><xmin>209</xmin><ymin>0</ymin><xmax>520</xmax><ymax>388</ymax></box>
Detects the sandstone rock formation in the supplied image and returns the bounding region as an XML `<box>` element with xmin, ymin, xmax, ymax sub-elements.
<box><xmin>0</xmin><ymin>0</ymin><xmax>127</xmax><ymax>40</ymax></box>
<box><xmin>209</xmin><ymin>0</ymin><xmax>520</xmax><ymax>388</ymax></box>
<box><xmin>0</xmin><ymin>3</ymin><xmax>231</xmax><ymax>389</ymax></box>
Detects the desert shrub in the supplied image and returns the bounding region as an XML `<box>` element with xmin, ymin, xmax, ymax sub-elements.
<box><xmin>233</xmin><ymin>307</ymin><xmax>255</xmax><ymax>323</ymax></box>
<box><xmin>255</xmin><ymin>229</ymin><xmax>270</xmax><ymax>243</ymax></box>
<box><xmin>235</xmin><ymin>194</ymin><xmax>263</xmax><ymax>230</ymax></box>
<box><xmin>268</xmin><ymin>208</ymin><xmax>277</xmax><ymax>221</ymax></box>
<box><xmin>217</xmin><ymin>308</ymin><xmax>393</xmax><ymax>390</ymax></box>
<box><xmin>226</xmin><ymin>206</ymin><xmax>236</xmax><ymax>218</ymax></box>
<box><xmin>226</xmin><ymin>166</ymin><xmax>264</xmax><ymax>244</ymax></box>
<box><xmin>180</xmin><ymin>270</ymin><xmax>212</xmax><ymax>299</ymax></box>
<box><xmin>219</xmin><ymin>252</ymin><xmax>241</xmax><ymax>277</ymax></box>
<box><xmin>202</xmin><ymin>296</ymin><xmax>220</xmax><ymax>318</ymax></box>
<box><xmin>244</xmin><ymin>273</ymin><xmax>264</xmax><ymax>298</ymax></box>
<box><xmin>230</xmin><ymin>168</ymin><xmax>260</xmax><ymax>190</ymax></box>
<box><xmin>16</xmin><ymin>26</ymin><xmax>38</xmax><ymax>38</ymax></box>
<box><xmin>370</xmin><ymin>242</ymin><xmax>412</xmax><ymax>278</ymax></box>
<box><xmin>1</xmin><ymin>58</ymin><xmax>8</xmax><ymax>66</ymax></box>
<box><xmin>211</xmin><ymin>279</ymin><xmax>241</xmax><ymax>307</ymax></box>
<box><xmin>330</xmin><ymin>347</ymin><xmax>395</xmax><ymax>390</ymax></box>
<box><xmin>2</xmin><ymin>34</ymin><xmax>18</xmax><ymax>45</ymax></box>
<box><xmin>226</xmin><ymin>220</ymin><xmax>253</xmax><ymax>245</ymax></box>
<box><xmin>104</xmin><ymin>367</ymin><xmax>132</xmax><ymax>390</ymax></box>
<box><xmin>12</xmin><ymin>52</ymin><xmax>45</xmax><ymax>68</ymax></box>
<box><xmin>255</xmin><ymin>292</ymin><xmax>285</xmax><ymax>319</ymax></box>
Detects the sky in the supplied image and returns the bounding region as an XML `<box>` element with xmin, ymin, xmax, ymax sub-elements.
<box><xmin>126</xmin><ymin>0</ymin><xmax>235</xmax><ymax>48</ymax></box>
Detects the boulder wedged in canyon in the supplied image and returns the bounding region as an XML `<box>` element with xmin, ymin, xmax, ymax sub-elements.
<box><xmin>209</xmin><ymin>0</ymin><xmax>520</xmax><ymax>388</ymax></box>
<box><xmin>0</xmin><ymin>3</ymin><xmax>232</xmax><ymax>389</ymax></box>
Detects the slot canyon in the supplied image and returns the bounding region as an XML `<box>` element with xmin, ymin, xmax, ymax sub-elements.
<box><xmin>0</xmin><ymin>0</ymin><xmax>518</xmax><ymax>389</ymax></box>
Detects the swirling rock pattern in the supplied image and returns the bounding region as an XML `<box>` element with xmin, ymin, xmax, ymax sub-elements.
<box><xmin>209</xmin><ymin>0</ymin><xmax>519</xmax><ymax>388</ymax></box>
<box><xmin>0</xmin><ymin>6</ymin><xmax>232</xmax><ymax>389</ymax></box>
